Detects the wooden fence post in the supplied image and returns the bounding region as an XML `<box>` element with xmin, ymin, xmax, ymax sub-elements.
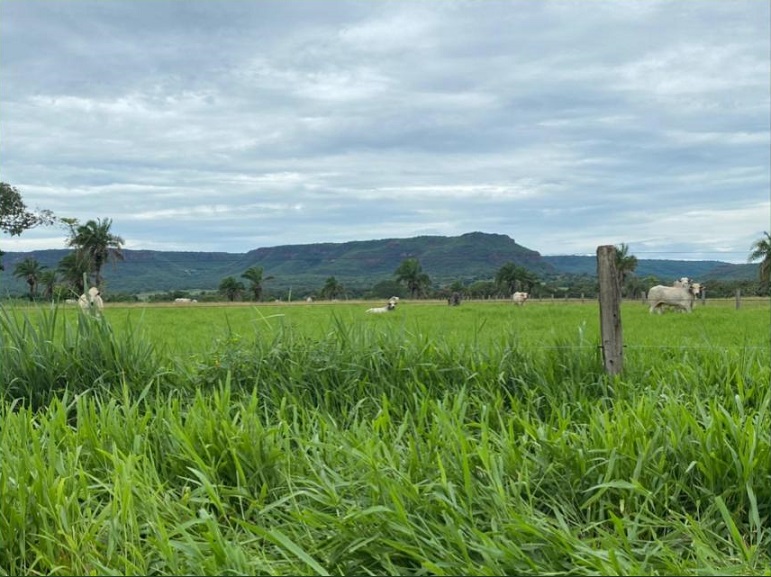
<box><xmin>735</xmin><ymin>288</ymin><xmax>741</xmax><ymax>310</ymax></box>
<box><xmin>597</xmin><ymin>245</ymin><xmax>623</xmax><ymax>375</ymax></box>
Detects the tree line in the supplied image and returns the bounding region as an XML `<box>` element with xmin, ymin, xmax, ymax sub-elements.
<box><xmin>206</xmin><ymin>242</ymin><xmax>768</xmax><ymax>303</ymax></box>
<box><xmin>1</xmin><ymin>182</ymin><xmax>125</xmax><ymax>301</ymax></box>
<box><xmin>213</xmin><ymin>257</ymin><xmax>435</xmax><ymax>302</ymax></box>
<box><xmin>3</xmin><ymin>182</ymin><xmax>771</xmax><ymax>302</ymax></box>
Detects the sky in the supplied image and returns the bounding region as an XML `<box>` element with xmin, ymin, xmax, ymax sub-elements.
<box><xmin>1</xmin><ymin>0</ymin><xmax>769</xmax><ymax>263</ymax></box>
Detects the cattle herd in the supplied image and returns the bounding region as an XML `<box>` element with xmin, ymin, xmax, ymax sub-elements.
<box><xmin>61</xmin><ymin>278</ymin><xmax>704</xmax><ymax>316</ymax></box>
<box><xmin>363</xmin><ymin>277</ymin><xmax>703</xmax><ymax>315</ymax></box>
<box><xmin>506</xmin><ymin>278</ymin><xmax>703</xmax><ymax>314</ymax></box>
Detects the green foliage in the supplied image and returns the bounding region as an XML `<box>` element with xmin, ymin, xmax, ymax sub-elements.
<box><xmin>0</xmin><ymin>181</ymin><xmax>56</xmax><ymax>237</ymax></box>
<box><xmin>241</xmin><ymin>266</ymin><xmax>273</xmax><ymax>301</ymax></box>
<box><xmin>56</xmin><ymin>250</ymin><xmax>92</xmax><ymax>295</ymax></box>
<box><xmin>0</xmin><ymin>182</ymin><xmax>56</xmax><ymax>271</ymax></box>
<box><xmin>495</xmin><ymin>262</ymin><xmax>538</xmax><ymax>295</ymax></box>
<box><xmin>65</xmin><ymin>217</ymin><xmax>125</xmax><ymax>288</ymax></box>
<box><xmin>748</xmin><ymin>231</ymin><xmax>771</xmax><ymax>290</ymax></box>
<box><xmin>38</xmin><ymin>269</ymin><xmax>58</xmax><ymax>300</ymax></box>
<box><xmin>0</xmin><ymin>306</ymin><xmax>169</xmax><ymax>410</ymax></box>
<box><xmin>13</xmin><ymin>257</ymin><xmax>45</xmax><ymax>300</ymax></box>
<box><xmin>394</xmin><ymin>257</ymin><xmax>431</xmax><ymax>298</ymax></box>
<box><xmin>320</xmin><ymin>276</ymin><xmax>344</xmax><ymax>300</ymax></box>
<box><xmin>369</xmin><ymin>279</ymin><xmax>407</xmax><ymax>299</ymax></box>
<box><xmin>218</xmin><ymin>276</ymin><xmax>245</xmax><ymax>301</ymax></box>
<box><xmin>0</xmin><ymin>299</ymin><xmax>769</xmax><ymax>575</ymax></box>
<box><xmin>614</xmin><ymin>243</ymin><xmax>638</xmax><ymax>279</ymax></box>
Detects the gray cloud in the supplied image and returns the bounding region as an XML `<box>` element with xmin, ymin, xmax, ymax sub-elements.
<box><xmin>1</xmin><ymin>0</ymin><xmax>768</xmax><ymax>263</ymax></box>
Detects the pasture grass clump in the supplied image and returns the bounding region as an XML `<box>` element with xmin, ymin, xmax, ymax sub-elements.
<box><xmin>0</xmin><ymin>299</ymin><xmax>769</xmax><ymax>575</ymax></box>
<box><xmin>0</xmin><ymin>306</ymin><xmax>169</xmax><ymax>410</ymax></box>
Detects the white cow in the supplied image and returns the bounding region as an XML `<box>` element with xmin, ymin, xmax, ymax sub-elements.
<box><xmin>366</xmin><ymin>302</ymin><xmax>396</xmax><ymax>314</ymax></box>
<box><xmin>512</xmin><ymin>291</ymin><xmax>529</xmax><ymax>306</ymax></box>
<box><xmin>673</xmin><ymin>277</ymin><xmax>691</xmax><ymax>288</ymax></box>
<box><xmin>78</xmin><ymin>287</ymin><xmax>104</xmax><ymax>316</ymax></box>
<box><xmin>174</xmin><ymin>298</ymin><xmax>194</xmax><ymax>303</ymax></box>
<box><xmin>648</xmin><ymin>283</ymin><xmax>702</xmax><ymax>314</ymax></box>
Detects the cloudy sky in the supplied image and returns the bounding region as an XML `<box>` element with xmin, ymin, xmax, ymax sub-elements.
<box><xmin>1</xmin><ymin>0</ymin><xmax>769</xmax><ymax>262</ymax></box>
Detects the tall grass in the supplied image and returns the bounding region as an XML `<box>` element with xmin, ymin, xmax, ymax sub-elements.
<box><xmin>0</xmin><ymin>306</ymin><xmax>169</xmax><ymax>409</ymax></box>
<box><xmin>1</xmin><ymin>303</ymin><xmax>769</xmax><ymax>575</ymax></box>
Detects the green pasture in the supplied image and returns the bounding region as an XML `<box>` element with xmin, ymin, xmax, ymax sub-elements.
<box><xmin>10</xmin><ymin>296</ymin><xmax>769</xmax><ymax>355</ymax></box>
<box><xmin>1</xmin><ymin>298</ymin><xmax>770</xmax><ymax>575</ymax></box>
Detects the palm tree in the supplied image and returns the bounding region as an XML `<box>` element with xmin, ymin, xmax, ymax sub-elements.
<box><xmin>13</xmin><ymin>257</ymin><xmax>45</xmax><ymax>300</ymax></box>
<box><xmin>748</xmin><ymin>231</ymin><xmax>771</xmax><ymax>291</ymax></box>
<box><xmin>615</xmin><ymin>243</ymin><xmax>638</xmax><ymax>292</ymax></box>
<box><xmin>219</xmin><ymin>276</ymin><xmax>245</xmax><ymax>302</ymax></box>
<box><xmin>66</xmin><ymin>218</ymin><xmax>125</xmax><ymax>288</ymax></box>
<box><xmin>519</xmin><ymin>268</ymin><xmax>539</xmax><ymax>294</ymax></box>
<box><xmin>394</xmin><ymin>258</ymin><xmax>431</xmax><ymax>298</ymax></box>
<box><xmin>38</xmin><ymin>270</ymin><xmax>58</xmax><ymax>300</ymax></box>
<box><xmin>57</xmin><ymin>251</ymin><xmax>92</xmax><ymax>296</ymax></box>
<box><xmin>320</xmin><ymin>276</ymin><xmax>344</xmax><ymax>300</ymax></box>
<box><xmin>241</xmin><ymin>266</ymin><xmax>274</xmax><ymax>301</ymax></box>
<box><xmin>495</xmin><ymin>263</ymin><xmax>537</xmax><ymax>297</ymax></box>
<box><xmin>495</xmin><ymin>262</ymin><xmax>519</xmax><ymax>296</ymax></box>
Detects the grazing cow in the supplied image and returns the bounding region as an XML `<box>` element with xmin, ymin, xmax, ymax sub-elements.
<box><xmin>174</xmin><ymin>298</ymin><xmax>192</xmax><ymax>303</ymax></box>
<box><xmin>648</xmin><ymin>283</ymin><xmax>702</xmax><ymax>314</ymax></box>
<box><xmin>78</xmin><ymin>287</ymin><xmax>104</xmax><ymax>317</ymax></box>
<box><xmin>512</xmin><ymin>291</ymin><xmax>529</xmax><ymax>306</ymax></box>
<box><xmin>366</xmin><ymin>302</ymin><xmax>396</xmax><ymax>314</ymax></box>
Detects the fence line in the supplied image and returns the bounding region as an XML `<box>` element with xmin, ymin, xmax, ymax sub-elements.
<box><xmin>503</xmin><ymin>344</ymin><xmax>770</xmax><ymax>351</ymax></box>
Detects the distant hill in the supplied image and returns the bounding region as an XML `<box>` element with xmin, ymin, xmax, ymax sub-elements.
<box><xmin>242</xmin><ymin>232</ymin><xmax>551</xmax><ymax>279</ymax></box>
<box><xmin>0</xmin><ymin>232</ymin><xmax>758</xmax><ymax>295</ymax></box>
